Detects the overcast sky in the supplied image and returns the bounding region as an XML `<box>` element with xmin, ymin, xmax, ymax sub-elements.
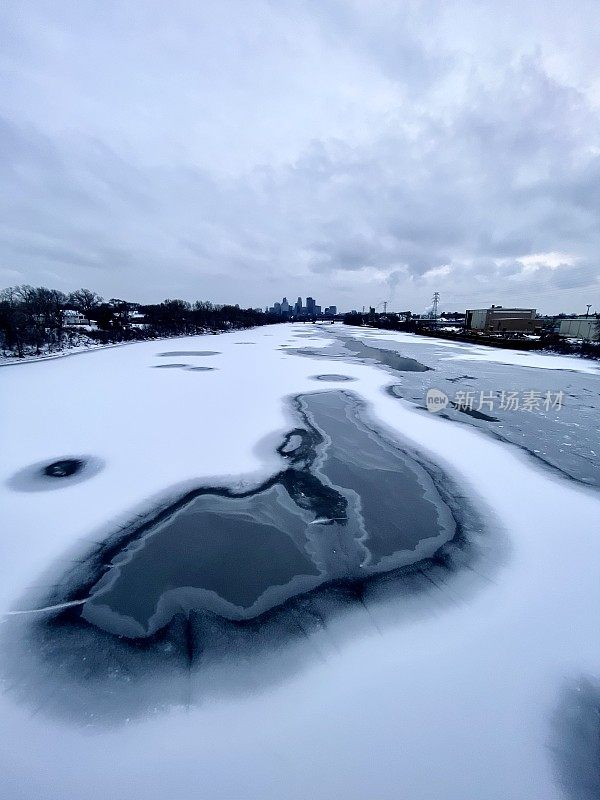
<box><xmin>1</xmin><ymin>1</ymin><xmax>599</xmax><ymax>313</ymax></box>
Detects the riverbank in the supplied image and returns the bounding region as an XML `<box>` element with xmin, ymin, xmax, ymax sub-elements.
<box><xmin>0</xmin><ymin>323</ymin><xmax>268</xmax><ymax>366</ymax></box>
<box><xmin>344</xmin><ymin>320</ymin><xmax>600</xmax><ymax>361</ymax></box>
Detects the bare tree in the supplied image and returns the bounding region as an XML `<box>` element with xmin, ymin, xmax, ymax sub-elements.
<box><xmin>0</xmin><ymin>284</ymin><xmax>274</xmax><ymax>355</ymax></box>
<box><xmin>68</xmin><ymin>288</ymin><xmax>103</xmax><ymax>324</ymax></box>
<box><xmin>16</xmin><ymin>286</ymin><xmax>67</xmax><ymax>353</ymax></box>
<box><xmin>0</xmin><ymin>286</ymin><xmax>28</xmax><ymax>357</ymax></box>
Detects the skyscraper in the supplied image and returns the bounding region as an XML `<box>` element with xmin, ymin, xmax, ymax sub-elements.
<box><xmin>306</xmin><ymin>297</ymin><xmax>316</xmax><ymax>315</ymax></box>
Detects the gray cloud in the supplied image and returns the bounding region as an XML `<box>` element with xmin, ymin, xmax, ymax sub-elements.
<box><xmin>0</xmin><ymin>1</ymin><xmax>599</xmax><ymax>313</ymax></box>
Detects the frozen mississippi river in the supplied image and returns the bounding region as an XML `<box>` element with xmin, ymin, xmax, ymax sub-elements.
<box><xmin>0</xmin><ymin>323</ymin><xmax>599</xmax><ymax>800</ymax></box>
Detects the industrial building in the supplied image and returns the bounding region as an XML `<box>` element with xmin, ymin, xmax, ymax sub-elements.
<box><xmin>557</xmin><ymin>316</ymin><xmax>599</xmax><ymax>341</ymax></box>
<box><xmin>465</xmin><ymin>306</ymin><xmax>537</xmax><ymax>334</ymax></box>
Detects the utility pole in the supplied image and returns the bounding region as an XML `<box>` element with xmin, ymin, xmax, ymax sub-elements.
<box><xmin>586</xmin><ymin>304</ymin><xmax>591</xmax><ymax>317</ymax></box>
<box><xmin>383</xmin><ymin>301</ymin><xmax>387</xmax><ymax>314</ymax></box>
<box><xmin>432</xmin><ymin>291</ymin><xmax>440</xmax><ymax>324</ymax></box>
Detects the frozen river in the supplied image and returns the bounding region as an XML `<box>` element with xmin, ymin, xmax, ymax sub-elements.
<box><xmin>292</xmin><ymin>327</ymin><xmax>600</xmax><ymax>487</ymax></box>
<box><xmin>0</xmin><ymin>323</ymin><xmax>599</xmax><ymax>800</ymax></box>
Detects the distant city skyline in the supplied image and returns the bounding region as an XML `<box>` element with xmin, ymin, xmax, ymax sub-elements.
<box><xmin>267</xmin><ymin>296</ymin><xmax>337</xmax><ymax>318</ymax></box>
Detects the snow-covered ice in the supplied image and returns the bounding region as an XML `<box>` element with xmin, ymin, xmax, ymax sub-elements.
<box><xmin>0</xmin><ymin>323</ymin><xmax>599</xmax><ymax>800</ymax></box>
<box><xmin>442</xmin><ymin>349</ymin><xmax>600</xmax><ymax>373</ymax></box>
<box><xmin>344</xmin><ymin>327</ymin><xmax>600</xmax><ymax>374</ymax></box>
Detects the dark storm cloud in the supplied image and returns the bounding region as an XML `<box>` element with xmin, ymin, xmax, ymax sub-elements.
<box><xmin>0</xmin><ymin>1</ymin><xmax>599</xmax><ymax>312</ymax></box>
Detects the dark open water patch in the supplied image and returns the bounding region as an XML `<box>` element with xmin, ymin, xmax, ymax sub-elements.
<box><xmin>287</xmin><ymin>345</ymin><xmax>342</xmax><ymax>358</ymax></box>
<box><xmin>83</xmin><ymin>486</ymin><xmax>322</xmax><ymax>636</ymax></box>
<box><xmin>293</xmin><ymin>333</ymin><xmax>321</xmax><ymax>338</ymax></box>
<box><xmin>153</xmin><ymin>363</ymin><xmax>189</xmax><ymax>369</ymax></box>
<box><xmin>387</xmin><ymin>384</ymin><xmax>403</xmax><ymax>398</ymax></box>
<box><xmin>550</xmin><ymin>676</ymin><xmax>600</xmax><ymax>800</ymax></box>
<box><xmin>342</xmin><ymin>339</ymin><xmax>431</xmax><ymax>372</ymax></box>
<box><xmin>311</xmin><ymin>374</ymin><xmax>356</xmax><ymax>382</ymax></box>
<box><xmin>446</xmin><ymin>375</ymin><xmax>478</xmax><ymax>383</ymax></box>
<box><xmin>187</xmin><ymin>366</ymin><xmax>217</xmax><ymax>372</ymax></box>
<box><xmin>287</xmin><ymin>338</ymin><xmax>431</xmax><ymax>375</ymax></box>
<box><xmin>6</xmin><ymin>456</ymin><xmax>105</xmax><ymax>492</ymax></box>
<box><xmin>1</xmin><ymin>391</ymin><xmax>504</xmax><ymax>724</ymax></box>
<box><xmin>157</xmin><ymin>351</ymin><xmax>220</xmax><ymax>357</ymax></box>
<box><xmin>449</xmin><ymin>402</ymin><xmax>499</xmax><ymax>422</ymax></box>
<box><xmin>44</xmin><ymin>459</ymin><xmax>83</xmax><ymax>478</ymax></box>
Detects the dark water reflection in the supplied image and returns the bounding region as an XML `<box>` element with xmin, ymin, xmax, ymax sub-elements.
<box><xmin>84</xmin><ymin>486</ymin><xmax>321</xmax><ymax>635</ymax></box>
<box><xmin>82</xmin><ymin>391</ymin><xmax>454</xmax><ymax>637</ymax></box>
<box><xmin>551</xmin><ymin>676</ymin><xmax>600</xmax><ymax>800</ymax></box>
<box><xmin>288</xmin><ymin>339</ymin><xmax>430</xmax><ymax>374</ymax></box>
<box><xmin>2</xmin><ymin>390</ymin><xmax>497</xmax><ymax>723</ymax></box>
<box><xmin>305</xmin><ymin>393</ymin><xmax>454</xmax><ymax>564</ymax></box>
<box><xmin>311</xmin><ymin>374</ymin><xmax>356</xmax><ymax>382</ymax></box>
<box><xmin>342</xmin><ymin>339</ymin><xmax>431</xmax><ymax>372</ymax></box>
<box><xmin>157</xmin><ymin>351</ymin><xmax>220</xmax><ymax>356</ymax></box>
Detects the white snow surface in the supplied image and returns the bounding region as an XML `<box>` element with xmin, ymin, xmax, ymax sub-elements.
<box><xmin>442</xmin><ymin>349</ymin><xmax>600</xmax><ymax>373</ymax></box>
<box><xmin>0</xmin><ymin>323</ymin><xmax>599</xmax><ymax>800</ymax></box>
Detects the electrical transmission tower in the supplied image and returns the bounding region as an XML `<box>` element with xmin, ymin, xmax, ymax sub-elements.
<box><xmin>432</xmin><ymin>292</ymin><xmax>440</xmax><ymax>323</ymax></box>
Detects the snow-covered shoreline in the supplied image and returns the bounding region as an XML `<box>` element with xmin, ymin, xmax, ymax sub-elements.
<box><xmin>0</xmin><ymin>326</ymin><xmax>268</xmax><ymax>367</ymax></box>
